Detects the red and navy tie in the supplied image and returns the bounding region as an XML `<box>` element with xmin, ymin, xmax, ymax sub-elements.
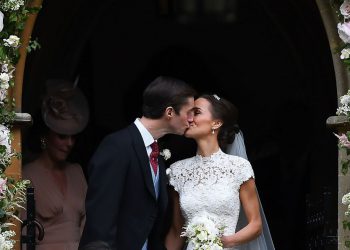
<box><xmin>150</xmin><ymin>141</ymin><xmax>159</xmax><ymax>175</ymax></box>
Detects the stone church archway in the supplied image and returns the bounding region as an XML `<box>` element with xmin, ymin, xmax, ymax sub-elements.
<box><xmin>13</xmin><ymin>1</ymin><xmax>342</xmax><ymax>249</ymax></box>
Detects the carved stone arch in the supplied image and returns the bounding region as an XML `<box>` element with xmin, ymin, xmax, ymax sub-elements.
<box><xmin>316</xmin><ymin>1</ymin><xmax>350</xmax><ymax>248</ymax></box>
<box><xmin>316</xmin><ymin>0</ymin><xmax>350</xmax><ymax>98</ymax></box>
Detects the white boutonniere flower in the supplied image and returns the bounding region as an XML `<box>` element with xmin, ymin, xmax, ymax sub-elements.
<box><xmin>160</xmin><ymin>149</ymin><xmax>171</xmax><ymax>160</ymax></box>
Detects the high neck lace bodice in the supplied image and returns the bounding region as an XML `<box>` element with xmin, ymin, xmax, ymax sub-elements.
<box><xmin>167</xmin><ymin>150</ymin><xmax>254</xmax><ymax>250</ymax></box>
<box><xmin>195</xmin><ymin>148</ymin><xmax>222</xmax><ymax>162</ymax></box>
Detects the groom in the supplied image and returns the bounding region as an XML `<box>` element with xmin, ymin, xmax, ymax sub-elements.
<box><xmin>79</xmin><ymin>76</ymin><xmax>196</xmax><ymax>250</ymax></box>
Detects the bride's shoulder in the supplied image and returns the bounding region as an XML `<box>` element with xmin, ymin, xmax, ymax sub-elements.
<box><xmin>166</xmin><ymin>156</ymin><xmax>195</xmax><ymax>175</ymax></box>
<box><xmin>170</xmin><ymin>156</ymin><xmax>195</xmax><ymax>169</ymax></box>
<box><xmin>224</xmin><ymin>153</ymin><xmax>252</xmax><ymax>169</ymax></box>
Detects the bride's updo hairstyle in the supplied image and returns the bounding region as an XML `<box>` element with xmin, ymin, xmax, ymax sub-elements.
<box><xmin>200</xmin><ymin>94</ymin><xmax>240</xmax><ymax>150</ymax></box>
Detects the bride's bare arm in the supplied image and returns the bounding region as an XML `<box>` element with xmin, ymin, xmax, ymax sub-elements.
<box><xmin>221</xmin><ymin>178</ymin><xmax>262</xmax><ymax>248</ymax></box>
<box><xmin>165</xmin><ymin>188</ymin><xmax>186</xmax><ymax>250</ymax></box>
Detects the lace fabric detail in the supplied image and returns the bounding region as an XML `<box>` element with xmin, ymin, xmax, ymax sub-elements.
<box><xmin>167</xmin><ymin>149</ymin><xmax>254</xmax><ymax>248</ymax></box>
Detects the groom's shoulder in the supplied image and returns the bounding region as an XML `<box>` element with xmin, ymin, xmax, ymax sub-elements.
<box><xmin>98</xmin><ymin>124</ymin><xmax>135</xmax><ymax>148</ymax></box>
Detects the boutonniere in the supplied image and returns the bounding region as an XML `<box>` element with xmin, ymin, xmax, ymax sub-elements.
<box><xmin>160</xmin><ymin>148</ymin><xmax>171</xmax><ymax>160</ymax></box>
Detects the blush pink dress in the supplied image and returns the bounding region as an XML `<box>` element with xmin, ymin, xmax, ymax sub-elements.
<box><xmin>22</xmin><ymin>161</ymin><xmax>87</xmax><ymax>250</ymax></box>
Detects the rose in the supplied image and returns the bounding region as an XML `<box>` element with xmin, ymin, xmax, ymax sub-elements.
<box><xmin>3</xmin><ymin>35</ymin><xmax>20</xmax><ymax>48</ymax></box>
<box><xmin>0</xmin><ymin>11</ymin><xmax>3</xmax><ymax>33</ymax></box>
<box><xmin>338</xmin><ymin>22</ymin><xmax>350</xmax><ymax>44</ymax></box>
<box><xmin>341</xmin><ymin>0</ymin><xmax>350</xmax><ymax>19</ymax></box>
<box><xmin>160</xmin><ymin>149</ymin><xmax>171</xmax><ymax>160</ymax></box>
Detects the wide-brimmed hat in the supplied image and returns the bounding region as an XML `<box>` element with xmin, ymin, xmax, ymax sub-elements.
<box><xmin>41</xmin><ymin>79</ymin><xmax>89</xmax><ymax>135</ymax></box>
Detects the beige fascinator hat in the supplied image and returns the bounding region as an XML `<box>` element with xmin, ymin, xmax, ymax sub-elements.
<box><xmin>41</xmin><ymin>79</ymin><xmax>89</xmax><ymax>135</ymax></box>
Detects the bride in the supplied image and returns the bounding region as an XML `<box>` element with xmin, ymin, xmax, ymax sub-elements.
<box><xmin>165</xmin><ymin>94</ymin><xmax>274</xmax><ymax>250</ymax></box>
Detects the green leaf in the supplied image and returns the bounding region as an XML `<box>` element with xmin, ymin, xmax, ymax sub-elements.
<box><xmin>345</xmin><ymin>240</ymin><xmax>350</xmax><ymax>248</ymax></box>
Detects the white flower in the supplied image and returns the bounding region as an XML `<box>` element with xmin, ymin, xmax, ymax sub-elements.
<box><xmin>0</xmin><ymin>73</ymin><xmax>10</xmax><ymax>89</ymax></box>
<box><xmin>343</xmin><ymin>192</ymin><xmax>350</xmax><ymax>205</ymax></box>
<box><xmin>1</xmin><ymin>63</ymin><xmax>8</xmax><ymax>73</ymax></box>
<box><xmin>197</xmin><ymin>230</ymin><xmax>208</xmax><ymax>242</ymax></box>
<box><xmin>0</xmin><ymin>11</ymin><xmax>4</xmax><ymax>33</ymax></box>
<box><xmin>3</xmin><ymin>35</ymin><xmax>20</xmax><ymax>48</ymax></box>
<box><xmin>0</xmin><ymin>230</ymin><xmax>15</xmax><ymax>250</ymax></box>
<box><xmin>337</xmin><ymin>105</ymin><xmax>350</xmax><ymax>115</ymax></box>
<box><xmin>160</xmin><ymin>149</ymin><xmax>171</xmax><ymax>160</ymax></box>
<box><xmin>341</xmin><ymin>48</ymin><xmax>350</xmax><ymax>59</ymax></box>
<box><xmin>0</xmin><ymin>0</ymin><xmax>25</xmax><ymax>11</ymax></box>
<box><xmin>336</xmin><ymin>92</ymin><xmax>350</xmax><ymax>115</ymax></box>
<box><xmin>181</xmin><ymin>212</ymin><xmax>224</xmax><ymax>250</ymax></box>
<box><xmin>338</xmin><ymin>22</ymin><xmax>350</xmax><ymax>44</ymax></box>
<box><xmin>341</xmin><ymin>94</ymin><xmax>350</xmax><ymax>105</ymax></box>
<box><xmin>0</xmin><ymin>124</ymin><xmax>11</xmax><ymax>154</ymax></box>
<box><xmin>341</xmin><ymin>0</ymin><xmax>350</xmax><ymax>19</ymax></box>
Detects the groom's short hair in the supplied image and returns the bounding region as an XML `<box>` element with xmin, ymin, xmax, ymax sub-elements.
<box><xmin>142</xmin><ymin>76</ymin><xmax>196</xmax><ymax>119</ymax></box>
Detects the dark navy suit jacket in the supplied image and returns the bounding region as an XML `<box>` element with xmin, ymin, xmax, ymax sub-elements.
<box><xmin>79</xmin><ymin>123</ymin><xmax>168</xmax><ymax>250</ymax></box>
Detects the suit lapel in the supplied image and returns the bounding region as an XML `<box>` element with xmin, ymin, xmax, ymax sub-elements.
<box><xmin>128</xmin><ymin>124</ymin><xmax>157</xmax><ymax>200</ymax></box>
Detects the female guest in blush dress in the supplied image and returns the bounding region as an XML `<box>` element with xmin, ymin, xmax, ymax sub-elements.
<box><xmin>22</xmin><ymin>79</ymin><xmax>89</xmax><ymax>250</ymax></box>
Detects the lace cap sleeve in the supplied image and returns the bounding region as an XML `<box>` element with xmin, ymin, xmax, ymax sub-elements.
<box><xmin>166</xmin><ymin>162</ymin><xmax>181</xmax><ymax>192</ymax></box>
<box><xmin>235</xmin><ymin>157</ymin><xmax>255</xmax><ymax>187</ymax></box>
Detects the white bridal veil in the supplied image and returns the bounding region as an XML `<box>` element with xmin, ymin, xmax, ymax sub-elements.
<box><xmin>226</xmin><ymin>131</ymin><xmax>275</xmax><ymax>250</ymax></box>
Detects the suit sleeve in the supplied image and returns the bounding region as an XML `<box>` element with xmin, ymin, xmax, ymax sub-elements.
<box><xmin>79</xmin><ymin>134</ymin><xmax>129</xmax><ymax>249</ymax></box>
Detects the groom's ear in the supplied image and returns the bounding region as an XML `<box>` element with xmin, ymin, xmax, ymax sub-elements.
<box><xmin>165</xmin><ymin>106</ymin><xmax>174</xmax><ymax>119</ymax></box>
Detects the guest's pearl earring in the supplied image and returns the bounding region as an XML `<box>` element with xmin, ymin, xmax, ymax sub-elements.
<box><xmin>211</xmin><ymin>128</ymin><xmax>215</xmax><ymax>134</ymax></box>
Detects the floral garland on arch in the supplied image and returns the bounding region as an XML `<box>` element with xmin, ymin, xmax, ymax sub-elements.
<box><xmin>0</xmin><ymin>0</ymin><xmax>40</xmax><ymax>248</ymax></box>
<box><xmin>333</xmin><ymin>1</ymin><xmax>350</xmax><ymax>247</ymax></box>
<box><xmin>335</xmin><ymin>86</ymin><xmax>350</xmax><ymax>247</ymax></box>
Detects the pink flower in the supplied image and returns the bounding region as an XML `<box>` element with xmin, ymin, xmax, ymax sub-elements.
<box><xmin>338</xmin><ymin>22</ymin><xmax>350</xmax><ymax>44</ymax></box>
<box><xmin>341</xmin><ymin>0</ymin><xmax>350</xmax><ymax>19</ymax></box>
<box><xmin>334</xmin><ymin>133</ymin><xmax>350</xmax><ymax>148</ymax></box>
<box><xmin>0</xmin><ymin>177</ymin><xmax>7</xmax><ymax>196</ymax></box>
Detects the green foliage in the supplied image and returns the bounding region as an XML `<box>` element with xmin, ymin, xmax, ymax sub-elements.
<box><xmin>341</xmin><ymin>159</ymin><xmax>350</xmax><ymax>175</ymax></box>
<box><xmin>26</xmin><ymin>37</ymin><xmax>40</xmax><ymax>52</ymax></box>
<box><xmin>344</xmin><ymin>220</ymin><xmax>350</xmax><ymax>230</ymax></box>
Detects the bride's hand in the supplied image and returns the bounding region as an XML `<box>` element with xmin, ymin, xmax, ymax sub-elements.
<box><xmin>220</xmin><ymin>235</ymin><xmax>235</xmax><ymax>248</ymax></box>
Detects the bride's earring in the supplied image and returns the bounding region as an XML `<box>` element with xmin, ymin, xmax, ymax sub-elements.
<box><xmin>211</xmin><ymin>128</ymin><xmax>215</xmax><ymax>134</ymax></box>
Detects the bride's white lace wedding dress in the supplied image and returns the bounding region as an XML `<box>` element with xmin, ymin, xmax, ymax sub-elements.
<box><xmin>167</xmin><ymin>149</ymin><xmax>254</xmax><ymax>250</ymax></box>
